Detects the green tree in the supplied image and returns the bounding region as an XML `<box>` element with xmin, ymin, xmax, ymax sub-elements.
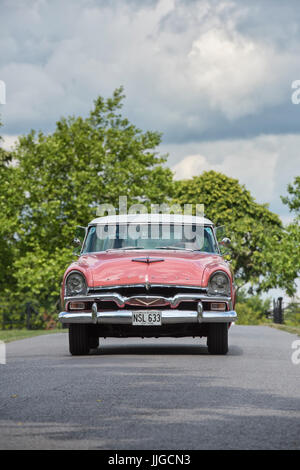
<box><xmin>283</xmin><ymin>301</ymin><xmax>300</xmax><ymax>327</ymax></box>
<box><xmin>0</xmin><ymin>121</ymin><xmax>23</xmax><ymax>291</ymax></box>
<box><xmin>281</xmin><ymin>176</ymin><xmax>300</xmax><ymax>217</ymax></box>
<box><xmin>263</xmin><ymin>176</ymin><xmax>300</xmax><ymax>295</ymax></box>
<box><xmin>173</xmin><ymin>171</ymin><xmax>287</xmax><ymax>293</ymax></box>
<box><xmin>258</xmin><ymin>223</ymin><xmax>300</xmax><ymax>295</ymax></box>
<box><xmin>14</xmin><ymin>87</ymin><xmax>173</xmax><ymax>254</ymax></box>
<box><xmin>235</xmin><ymin>289</ymin><xmax>271</xmax><ymax>325</ymax></box>
<box><xmin>1</xmin><ymin>88</ymin><xmax>174</xmax><ymax>324</ymax></box>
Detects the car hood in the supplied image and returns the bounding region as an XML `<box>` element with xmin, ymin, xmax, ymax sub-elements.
<box><xmin>73</xmin><ymin>250</ymin><xmax>231</xmax><ymax>288</ymax></box>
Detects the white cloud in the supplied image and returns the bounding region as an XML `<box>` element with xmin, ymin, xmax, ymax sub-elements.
<box><xmin>0</xmin><ymin>134</ymin><xmax>18</xmax><ymax>150</ymax></box>
<box><xmin>187</xmin><ymin>27</ymin><xmax>293</xmax><ymax>119</ymax></box>
<box><xmin>165</xmin><ymin>133</ymin><xmax>300</xmax><ymax>221</ymax></box>
<box><xmin>0</xmin><ymin>0</ymin><xmax>299</xmax><ymax>224</ymax></box>
<box><xmin>172</xmin><ymin>136</ymin><xmax>279</xmax><ymax>201</ymax></box>
<box><xmin>1</xmin><ymin>0</ymin><xmax>300</xmax><ymax>137</ymax></box>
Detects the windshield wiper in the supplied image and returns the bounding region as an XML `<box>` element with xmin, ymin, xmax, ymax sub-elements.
<box><xmin>106</xmin><ymin>246</ymin><xmax>144</xmax><ymax>251</ymax></box>
<box><xmin>155</xmin><ymin>246</ymin><xmax>194</xmax><ymax>251</ymax></box>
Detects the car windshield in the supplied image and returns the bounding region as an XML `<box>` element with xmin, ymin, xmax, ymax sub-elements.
<box><xmin>82</xmin><ymin>224</ymin><xmax>218</xmax><ymax>254</ymax></box>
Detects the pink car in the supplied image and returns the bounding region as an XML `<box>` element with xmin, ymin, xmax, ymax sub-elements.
<box><xmin>59</xmin><ymin>214</ymin><xmax>237</xmax><ymax>355</ymax></box>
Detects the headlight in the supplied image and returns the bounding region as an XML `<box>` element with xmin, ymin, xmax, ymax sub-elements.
<box><xmin>208</xmin><ymin>271</ymin><xmax>230</xmax><ymax>296</ymax></box>
<box><xmin>65</xmin><ymin>272</ymin><xmax>87</xmax><ymax>297</ymax></box>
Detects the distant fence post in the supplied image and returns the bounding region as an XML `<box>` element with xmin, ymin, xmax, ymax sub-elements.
<box><xmin>25</xmin><ymin>302</ymin><xmax>40</xmax><ymax>329</ymax></box>
<box><xmin>278</xmin><ymin>297</ymin><xmax>283</xmax><ymax>324</ymax></box>
<box><xmin>273</xmin><ymin>297</ymin><xmax>283</xmax><ymax>324</ymax></box>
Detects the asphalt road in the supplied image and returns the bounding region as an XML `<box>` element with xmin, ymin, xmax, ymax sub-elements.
<box><xmin>0</xmin><ymin>325</ymin><xmax>299</xmax><ymax>450</ymax></box>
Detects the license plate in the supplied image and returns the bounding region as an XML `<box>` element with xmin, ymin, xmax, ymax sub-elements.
<box><xmin>132</xmin><ymin>311</ymin><xmax>162</xmax><ymax>326</ymax></box>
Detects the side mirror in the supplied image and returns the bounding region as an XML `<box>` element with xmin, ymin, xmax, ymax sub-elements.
<box><xmin>219</xmin><ymin>237</ymin><xmax>231</xmax><ymax>247</ymax></box>
<box><xmin>219</xmin><ymin>238</ymin><xmax>231</xmax><ymax>258</ymax></box>
<box><xmin>73</xmin><ymin>237</ymin><xmax>81</xmax><ymax>247</ymax></box>
<box><xmin>72</xmin><ymin>238</ymin><xmax>82</xmax><ymax>257</ymax></box>
<box><xmin>72</xmin><ymin>226</ymin><xmax>87</xmax><ymax>256</ymax></box>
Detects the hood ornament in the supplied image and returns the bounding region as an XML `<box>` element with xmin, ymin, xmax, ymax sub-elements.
<box><xmin>132</xmin><ymin>257</ymin><xmax>165</xmax><ymax>264</ymax></box>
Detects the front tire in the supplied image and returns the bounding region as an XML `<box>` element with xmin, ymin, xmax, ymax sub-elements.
<box><xmin>207</xmin><ymin>323</ymin><xmax>228</xmax><ymax>355</ymax></box>
<box><xmin>69</xmin><ymin>324</ymin><xmax>90</xmax><ymax>355</ymax></box>
<box><xmin>89</xmin><ymin>336</ymin><xmax>99</xmax><ymax>349</ymax></box>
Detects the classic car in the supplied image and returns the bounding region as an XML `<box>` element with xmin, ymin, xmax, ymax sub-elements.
<box><xmin>59</xmin><ymin>214</ymin><xmax>237</xmax><ymax>355</ymax></box>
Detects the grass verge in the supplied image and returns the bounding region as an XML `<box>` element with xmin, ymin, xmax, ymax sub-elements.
<box><xmin>0</xmin><ymin>328</ymin><xmax>64</xmax><ymax>343</ymax></box>
<box><xmin>266</xmin><ymin>323</ymin><xmax>300</xmax><ymax>336</ymax></box>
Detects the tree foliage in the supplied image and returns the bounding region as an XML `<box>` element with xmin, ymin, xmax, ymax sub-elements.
<box><xmin>268</xmin><ymin>176</ymin><xmax>300</xmax><ymax>295</ymax></box>
<box><xmin>0</xmin><ymin>123</ymin><xmax>24</xmax><ymax>294</ymax></box>
<box><xmin>0</xmin><ymin>89</ymin><xmax>299</xmax><ymax>328</ymax></box>
<box><xmin>173</xmin><ymin>171</ymin><xmax>287</xmax><ymax>292</ymax></box>
<box><xmin>0</xmin><ymin>88</ymin><xmax>174</xmax><ymax>326</ymax></box>
<box><xmin>258</xmin><ymin>223</ymin><xmax>300</xmax><ymax>295</ymax></box>
<box><xmin>281</xmin><ymin>176</ymin><xmax>300</xmax><ymax>217</ymax></box>
<box><xmin>235</xmin><ymin>289</ymin><xmax>271</xmax><ymax>325</ymax></box>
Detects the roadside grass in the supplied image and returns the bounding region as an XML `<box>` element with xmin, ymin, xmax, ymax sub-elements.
<box><xmin>265</xmin><ymin>323</ymin><xmax>300</xmax><ymax>336</ymax></box>
<box><xmin>0</xmin><ymin>328</ymin><xmax>64</xmax><ymax>343</ymax></box>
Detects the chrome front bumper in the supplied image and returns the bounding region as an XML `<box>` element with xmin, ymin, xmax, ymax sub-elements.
<box><xmin>59</xmin><ymin>309</ymin><xmax>237</xmax><ymax>325</ymax></box>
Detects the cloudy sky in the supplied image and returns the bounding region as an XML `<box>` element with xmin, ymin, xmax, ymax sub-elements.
<box><xmin>1</xmin><ymin>0</ymin><xmax>300</xmax><ymax>223</ymax></box>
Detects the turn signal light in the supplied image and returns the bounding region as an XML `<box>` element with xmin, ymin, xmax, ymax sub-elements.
<box><xmin>210</xmin><ymin>302</ymin><xmax>226</xmax><ymax>311</ymax></box>
<box><xmin>69</xmin><ymin>302</ymin><xmax>85</xmax><ymax>310</ymax></box>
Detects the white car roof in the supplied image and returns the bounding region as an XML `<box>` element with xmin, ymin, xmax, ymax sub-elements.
<box><xmin>89</xmin><ymin>214</ymin><xmax>214</xmax><ymax>225</ymax></box>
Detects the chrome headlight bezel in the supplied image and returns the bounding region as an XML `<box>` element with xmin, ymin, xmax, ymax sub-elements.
<box><xmin>65</xmin><ymin>271</ymin><xmax>87</xmax><ymax>297</ymax></box>
<box><xmin>208</xmin><ymin>270</ymin><xmax>231</xmax><ymax>296</ymax></box>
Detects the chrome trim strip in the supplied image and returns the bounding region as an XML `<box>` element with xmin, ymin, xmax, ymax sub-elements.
<box><xmin>198</xmin><ymin>311</ymin><xmax>237</xmax><ymax>323</ymax></box>
<box><xmin>197</xmin><ymin>300</ymin><xmax>203</xmax><ymax>322</ymax></box>
<box><xmin>88</xmin><ymin>284</ymin><xmax>208</xmax><ymax>292</ymax></box>
<box><xmin>59</xmin><ymin>309</ymin><xmax>237</xmax><ymax>325</ymax></box>
<box><xmin>59</xmin><ymin>312</ymin><xmax>94</xmax><ymax>324</ymax></box>
<box><xmin>65</xmin><ymin>292</ymin><xmax>231</xmax><ymax>306</ymax></box>
<box><xmin>91</xmin><ymin>302</ymin><xmax>98</xmax><ymax>324</ymax></box>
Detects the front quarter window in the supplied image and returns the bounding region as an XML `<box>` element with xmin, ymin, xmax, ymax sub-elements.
<box><xmin>82</xmin><ymin>226</ymin><xmax>96</xmax><ymax>254</ymax></box>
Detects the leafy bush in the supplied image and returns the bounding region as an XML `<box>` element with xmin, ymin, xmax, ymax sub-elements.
<box><xmin>0</xmin><ymin>295</ymin><xmax>60</xmax><ymax>330</ymax></box>
<box><xmin>284</xmin><ymin>302</ymin><xmax>300</xmax><ymax>327</ymax></box>
<box><xmin>235</xmin><ymin>290</ymin><xmax>271</xmax><ymax>325</ymax></box>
